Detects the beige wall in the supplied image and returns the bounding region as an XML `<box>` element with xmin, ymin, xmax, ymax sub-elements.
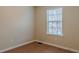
<box><xmin>35</xmin><ymin>6</ymin><xmax>79</xmax><ymax>50</ymax></box>
<box><xmin>0</xmin><ymin>6</ymin><xmax>34</xmax><ymax>50</ymax></box>
<box><xmin>0</xmin><ymin>6</ymin><xmax>79</xmax><ymax>51</ymax></box>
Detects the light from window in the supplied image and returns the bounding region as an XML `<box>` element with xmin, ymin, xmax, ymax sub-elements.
<box><xmin>47</xmin><ymin>8</ymin><xmax>63</xmax><ymax>36</ymax></box>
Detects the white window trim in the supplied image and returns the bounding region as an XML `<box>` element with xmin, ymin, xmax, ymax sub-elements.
<box><xmin>47</xmin><ymin>8</ymin><xmax>63</xmax><ymax>36</ymax></box>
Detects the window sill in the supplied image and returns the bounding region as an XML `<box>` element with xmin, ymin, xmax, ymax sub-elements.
<box><xmin>46</xmin><ymin>33</ymin><xmax>63</xmax><ymax>37</ymax></box>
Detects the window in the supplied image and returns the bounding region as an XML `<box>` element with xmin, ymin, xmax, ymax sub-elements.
<box><xmin>47</xmin><ymin>8</ymin><xmax>63</xmax><ymax>36</ymax></box>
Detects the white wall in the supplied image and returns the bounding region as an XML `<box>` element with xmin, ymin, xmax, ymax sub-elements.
<box><xmin>0</xmin><ymin>6</ymin><xmax>34</xmax><ymax>50</ymax></box>
<box><xmin>35</xmin><ymin>6</ymin><xmax>79</xmax><ymax>51</ymax></box>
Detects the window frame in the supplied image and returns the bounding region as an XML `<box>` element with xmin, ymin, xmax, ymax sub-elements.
<box><xmin>47</xmin><ymin>8</ymin><xmax>63</xmax><ymax>36</ymax></box>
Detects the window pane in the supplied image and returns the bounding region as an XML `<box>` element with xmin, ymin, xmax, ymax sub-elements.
<box><xmin>48</xmin><ymin>8</ymin><xmax>62</xmax><ymax>21</ymax></box>
<box><xmin>52</xmin><ymin>22</ymin><xmax>57</xmax><ymax>27</ymax></box>
<box><xmin>57</xmin><ymin>22</ymin><xmax>62</xmax><ymax>28</ymax></box>
<box><xmin>48</xmin><ymin>22</ymin><xmax>53</xmax><ymax>34</ymax></box>
<box><xmin>57</xmin><ymin>14</ymin><xmax>62</xmax><ymax>21</ymax></box>
<box><xmin>52</xmin><ymin>26</ymin><xmax>58</xmax><ymax>35</ymax></box>
<box><xmin>57</xmin><ymin>22</ymin><xmax>62</xmax><ymax>35</ymax></box>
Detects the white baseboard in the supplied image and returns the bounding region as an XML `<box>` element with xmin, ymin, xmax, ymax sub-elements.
<box><xmin>0</xmin><ymin>40</ymin><xmax>35</xmax><ymax>53</ymax></box>
<box><xmin>0</xmin><ymin>39</ymin><xmax>79</xmax><ymax>53</ymax></box>
<box><xmin>35</xmin><ymin>40</ymin><xmax>79</xmax><ymax>53</ymax></box>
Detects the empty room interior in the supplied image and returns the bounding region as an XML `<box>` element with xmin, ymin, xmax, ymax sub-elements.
<box><xmin>0</xmin><ymin>6</ymin><xmax>79</xmax><ymax>53</ymax></box>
